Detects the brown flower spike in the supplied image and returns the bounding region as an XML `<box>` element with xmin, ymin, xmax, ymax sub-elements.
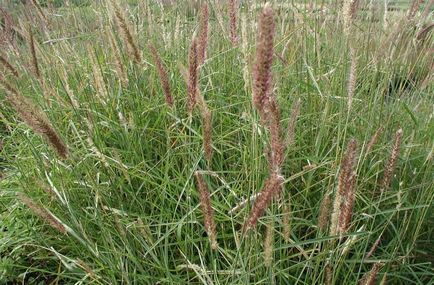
<box><xmin>17</xmin><ymin>192</ymin><xmax>66</xmax><ymax>234</ymax></box>
<box><xmin>194</xmin><ymin>172</ymin><xmax>218</xmax><ymax>249</ymax></box>
<box><xmin>148</xmin><ymin>42</ymin><xmax>173</xmax><ymax>107</ymax></box>
<box><xmin>228</xmin><ymin>0</ymin><xmax>238</xmax><ymax>45</ymax></box>
<box><xmin>197</xmin><ymin>4</ymin><xmax>209</xmax><ymax>65</ymax></box>
<box><xmin>0</xmin><ymin>78</ymin><xmax>68</xmax><ymax>159</ymax></box>
<box><xmin>110</xmin><ymin>0</ymin><xmax>142</xmax><ymax>64</ymax></box>
<box><xmin>252</xmin><ymin>4</ymin><xmax>275</xmax><ymax>119</ymax></box>
<box><xmin>330</xmin><ymin>139</ymin><xmax>358</xmax><ymax>236</ymax></box>
<box><xmin>381</xmin><ymin>128</ymin><xmax>403</xmax><ymax>191</ymax></box>
<box><xmin>243</xmin><ymin>173</ymin><xmax>284</xmax><ymax>233</ymax></box>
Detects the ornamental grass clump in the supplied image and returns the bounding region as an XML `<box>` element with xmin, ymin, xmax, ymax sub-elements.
<box><xmin>243</xmin><ymin>4</ymin><xmax>288</xmax><ymax>233</ymax></box>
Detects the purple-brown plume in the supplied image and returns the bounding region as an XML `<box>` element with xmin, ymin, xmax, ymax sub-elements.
<box><xmin>243</xmin><ymin>173</ymin><xmax>284</xmax><ymax>233</ymax></box>
<box><xmin>148</xmin><ymin>42</ymin><xmax>173</xmax><ymax>107</ymax></box>
<box><xmin>194</xmin><ymin>172</ymin><xmax>218</xmax><ymax>249</ymax></box>
<box><xmin>228</xmin><ymin>0</ymin><xmax>238</xmax><ymax>45</ymax></box>
<box><xmin>198</xmin><ymin>4</ymin><xmax>209</xmax><ymax>65</ymax></box>
<box><xmin>252</xmin><ymin>4</ymin><xmax>275</xmax><ymax>119</ymax></box>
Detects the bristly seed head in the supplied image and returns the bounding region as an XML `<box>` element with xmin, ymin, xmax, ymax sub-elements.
<box><xmin>194</xmin><ymin>171</ymin><xmax>218</xmax><ymax>249</ymax></box>
<box><xmin>252</xmin><ymin>4</ymin><xmax>275</xmax><ymax>119</ymax></box>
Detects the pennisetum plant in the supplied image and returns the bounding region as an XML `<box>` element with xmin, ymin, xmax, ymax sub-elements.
<box><xmin>202</xmin><ymin>108</ymin><xmax>213</xmax><ymax>163</ymax></box>
<box><xmin>421</xmin><ymin>0</ymin><xmax>434</xmax><ymax>20</ymax></box>
<box><xmin>263</xmin><ymin>220</ymin><xmax>274</xmax><ymax>267</ymax></box>
<box><xmin>282</xmin><ymin>195</ymin><xmax>291</xmax><ymax>242</ymax></box>
<box><xmin>17</xmin><ymin>192</ymin><xmax>67</xmax><ymax>234</ymax></box>
<box><xmin>0</xmin><ymin>78</ymin><xmax>68</xmax><ymax>159</ymax></box>
<box><xmin>228</xmin><ymin>0</ymin><xmax>238</xmax><ymax>45</ymax></box>
<box><xmin>28</xmin><ymin>27</ymin><xmax>41</xmax><ymax>79</ymax></box>
<box><xmin>338</xmin><ymin>171</ymin><xmax>357</xmax><ymax>236</ymax></box>
<box><xmin>330</xmin><ymin>138</ymin><xmax>358</xmax><ymax>237</ymax></box>
<box><xmin>0</xmin><ymin>53</ymin><xmax>19</xmax><ymax>77</ymax></box>
<box><xmin>87</xmin><ymin>46</ymin><xmax>108</xmax><ymax>104</ymax></box>
<box><xmin>179</xmin><ymin>44</ymin><xmax>212</xmax><ymax>161</ymax></box>
<box><xmin>342</xmin><ymin>0</ymin><xmax>360</xmax><ymax>36</ymax></box>
<box><xmin>194</xmin><ymin>171</ymin><xmax>218</xmax><ymax>250</ymax></box>
<box><xmin>407</xmin><ymin>0</ymin><xmax>424</xmax><ymax>20</ymax></box>
<box><xmin>243</xmin><ymin>173</ymin><xmax>284</xmax><ymax>233</ymax></box>
<box><xmin>148</xmin><ymin>42</ymin><xmax>173</xmax><ymax>107</ymax></box>
<box><xmin>366</xmin><ymin>233</ymin><xmax>382</xmax><ymax>259</ymax></box>
<box><xmin>358</xmin><ymin>262</ymin><xmax>383</xmax><ymax>285</ymax></box>
<box><xmin>109</xmin><ymin>0</ymin><xmax>142</xmax><ymax>64</ymax></box>
<box><xmin>252</xmin><ymin>3</ymin><xmax>275</xmax><ymax>120</ymax></box>
<box><xmin>381</xmin><ymin>128</ymin><xmax>403</xmax><ymax>191</ymax></box>
<box><xmin>243</xmin><ymin>4</ymin><xmax>292</xmax><ymax>234</ymax></box>
<box><xmin>197</xmin><ymin>3</ymin><xmax>209</xmax><ymax>66</ymax></box>
<box><xmin>187</xmin><ymin>37</ymin><xmax>199</xmax><ymax>115</ymax></box>
<box><xmin>365</xmin><ymin>127</ymin><xmax>383</xmax><ymax>155</ymax></box>
<box><xmin>285</xmin><ymin>98</ymin><xmax>301</xmax><ymax>147</ymax></box>
<box><xmin>107</xmin><ymin>29</ymin><xmax>128</xmax><ymax>87</ymax></box>
<box><xmin>318</xmin><ymin>193</ymin><xmax>332</xmax><ymax>232</ymax></box>
<box><xmin>347</xmin><ymin>47</ymin><xmax>357</xmax><ymax>111</ymax></box>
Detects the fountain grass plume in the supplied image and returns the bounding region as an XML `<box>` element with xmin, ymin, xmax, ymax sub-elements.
<box><xmin>17</xmin><ymin>192</ymin><xmax>66</xmax><ymax>234</ymax></box>
<box><xmin>198</xmin><ymin>3</ymin><xmax>209</xmax><ymax>65</ymax></box>
<box><xmin>228</xmin><ymin>0</ymin><xmax>238</xmax><ymax>45</ymax></box>
<box><xmin>0</xmin><ymin>53</ymin><xmax>19</xmax><ymax>77</ymax></box>
<box><xmin>0</xmin><ymin>78</ymin><xmax>68</xmax><ymax>159</ymax></box>
<box><xmin>243</xmin><ymin>173</ymin><xmax>284</xmax><ymax>233</ymax></box>
<box><xmin>194</xmin><ymin>172</ymin><xmax>218</xmax><ymax>250</ymax></box>
<box><xmin>330</xmin><ymin>139</ymin><xmax>358</xmax><ymax>236</ymax></box>
<box><xmin>381</xmin><ymin>128</ymin><xmax>403</xmax><ymax>191</ymax></box>
<box><xmin>252</xmin><ymin>4</ymin><xmax>275</xmax><ymax>120</ymax></box>
<box><xmin>148</xmin><ymin>42</ymin><xmax>173</xmax><ymax>107</ymax></box>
